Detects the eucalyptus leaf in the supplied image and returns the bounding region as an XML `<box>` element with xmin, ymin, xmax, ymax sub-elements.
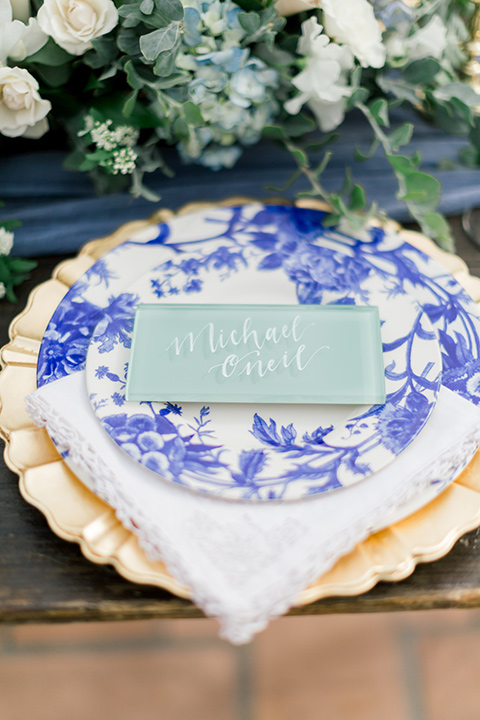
<box><xmin>238</xmin><ymin>11</ymin><xmax>261</xmax><ymax>34</ymax></box>
<box><xmin>140</xmin><ymin>23</ymin><xmax>179</xmax><ymax>62</ymax></box>
<box><xmin>140</xmin><ymin>0</ymin><xmax>154</xmax><ymax>13</ymax></box>
<box><xmin>403</xmin><ymin>58</ymin><xmax>441</xmax><ymax>85</ymax></box>
<box><xmin>291</xmin><ymin>148</ymin><xmax>308</xmax><ymax>168</ymax></box>
<box><xmin>434</xmin><ymin>82</ymin><xmax>480</xmax><ymax>107</ymax></box>
<box><xmin>153</xmin><ymin>45</ymin><xmax>181</xmax><ymax>77</ymax></box>
<box><xmin>262</xmin><ymin>124</ymin><xmax>288</xmax><ymax>141</ymax></box>
<box><xmin>123</xmin><ymin>89</ymin><xmax>139</xmax><ymax>117</ymax></box>
<box><xmin>125</xmin><ymin>59</ymin><xmax>145</xmax><ymax>90</ymax></box>
<box><xmin>173</xmin><ymin>116</ymin><xmax>190</xmax><ymax>141</ymax></box>
<box><xmin>117</xmin><ymin>29</ymin><xmax>141</xmax><ymax>55</ymax></box>
<box><xmin>348</xmin><ymin>87</ymin><xmax>369</xmax><ymax>109</ymax></box>
<box><xmin>183</xmin><ymin>101</ymin><xmax>204</xmax><ymax>126</ymax></box>
<box><xmin>154</xmin><ymin>0</ymin><xmax>184</xmax><ymax>21</ymax></box>
<box><xmin>369</xmin><ymin>98</ymin><xmax>389</xmax><ymax>128</ymax></box>
<box><xmin>376</xmin><ymin>75</ymin><xmax>420</xmax><ymax>106</ymax></box>
<box><xmin>282</xmin><ymin>113</ymin><xmax>316</xmax><ymax>137</ymax></box>
<box><xmin>386</xmin><ymin>154</ymin><xmax>418</xmax><ymax>174</ymax></box>
<box><xmin>349</xmin><ymin>185</ymin><xmax>366</xmax><ymax>212</ymax></box>
<box><xmin>388</xmin><ymin>123</ymin><xmax>413</xmax><ymax>151</ymax></box>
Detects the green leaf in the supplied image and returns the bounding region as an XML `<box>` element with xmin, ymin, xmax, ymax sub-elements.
<box><xmin>123</xmin><ymin>89</ymin><xmax>139</xmax><ymax>117</ymax></box>
<box><xmin>434</xmin><ymin>82</ymin><xmax>480</xmax><ymax>107</ymax></box>
<box><xmin>183</xmin><ymin>101</ymin><xmax>204</xmax><ymax>126</ymax></box>
<box><xmin>26</xmin><ymin>38</ymin><xmax>72</xmax><ymax>66</ymax></box>
<box><xmin>403</xmin><ymin>58</ymin><xmax>441</xmax><ymax>85</ymax></box>
<box><xmin>386</xmin><ymin>153</ymin><xmax>418</xmax><ymax>175</ymax></box>
<box><xmin>238</xmin><ymin>11</ymin><xmax>261</xmax><ymax>34</ymax></box>
<box><xmin>33</xmin><ymin>62</ymin><xmax>72</xmax><ymax>87</ymax></box>
<box><xmin>84</xmin><ymin>73</ymin><xmax>105</xmax><ymax>91</ymax></box>
<box><xmin>90</xmin><ymin>36</ymin><xmax>118</xmax><ymax>63</ymax></box>
<box><xmin>140</xmin><ymin>0</ymin><xmax>154</xmax><ymax>13</ymax></box>
<box><xmin>422</xmin><ymin>212</ymin><xmax>451</xmax><ymax>238</ymax></box>
<box><xmin>0</xmin><ymin>219</ymin><xmax>21</xmax><ymax>231</ymax></box>
<box><xmin>117</xmin><ymin>29</ymin><xmax>141</xmax><ymax>55</ymax></box>
<box><xmin>63</xmin><ymin>149</ymin><xmax>88</xmax><ymax>171</ymax></box>
<box><xmin>153</xmin><ymin>46</ymin><xmax>180</xmax><ymax>77</ymax></box>
<box><xmin>173</xmin><ymin>116</ymin><xmax>190</xmax><ymax>141</ymax></box>
<box><xmin>6</xmin><ymin>258</ymin><xmax>37</xmax><ymax>273</ymax></box>
<box><xmin>304</xmin><ymin>132</ymin><xmax>339</xmax><ymax>153</ymax></box>
<box><xmin>154</xmin><ymin>0</ymin><xmax>184</xmax><ymax>21</ymax></box>
<box><xmin>354</xmin><ymin>138</ymin><xmax>379</xmax><ymax>162</ymax></box>
<box><xmin>369</xmin><ymin>98</ymin><xmax>389</xmax><ymax>128</ymax></box>
<box><xmin>376</xmin><ymin>75</ymin><xmax>420</xmax><ymax>106</ymax></box>
<box><xmin>388</xmin><ymin>123</ymin><xmax>413</xmax><ymax>151</ymax></box>
<box><xmin>124</xmin><ymin>59</ymin><xmax>145</xmax><ymax>90</ymax></box>
<box><xmin>291</xmin><ymin>148</ymin><xmax>308</xmax><ymax>168</ymax></box>
<box><xmin>262</xmin><ymin>124</ymin><xmax>288</xmax><ymax>141</ymax></box>
<box><xmin>349</xmin><ymin>185</ymin><xmax>366</xmax><ymax>212</ymax></box>
<box><xmin>140</xmin><ymin>24</ymin><xmax>179</xmax><ymax>62</ymax></box>
<box><xmin>401</xmin><ymin>171</ymin><xmax>441</xmax><ymax>211</ymax></box>
<box><xmin>348</xmin><ymin>87</ymin><xmax>369</xmax><ymax>109</ymax></box>
<box><xmin>282</xmin><ymin>113</ymin><xmax>316</xmax><ymax>138</ymax></box>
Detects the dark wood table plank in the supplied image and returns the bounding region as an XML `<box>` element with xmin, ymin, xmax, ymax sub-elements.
<box><xmin>2</xmin><ymin>220</ymin><xmax>480</xmax><ymax>625</ymax></box>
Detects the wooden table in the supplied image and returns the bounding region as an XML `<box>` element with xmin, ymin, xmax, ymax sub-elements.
<box><xmin>2</xmin><ymin>218</ymin><xmax>480</xmax><ymax>625</ymax></box>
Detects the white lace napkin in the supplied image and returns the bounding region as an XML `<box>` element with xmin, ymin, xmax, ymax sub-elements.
<box><xmin>27</xmin><ymin>373</ymin><xmax>480</xmax><ymax>644</ymax></box>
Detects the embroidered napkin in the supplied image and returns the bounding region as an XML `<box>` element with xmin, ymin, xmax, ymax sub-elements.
<box><xmin>27</xmin><ymin>373</ymin><xmax>480</xmax><ymax>643</ymax></box>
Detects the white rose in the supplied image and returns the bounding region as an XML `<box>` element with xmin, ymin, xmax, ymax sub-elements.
<box><xmin>285</xmin><ymin>18</ymin><xmax>353</xmax><ymax>132</ymax></box>
<box><xmin>37</xmin><ymin>0</ymin><xmax>118</xmax><ymax>56</ymax></box>
<box><xmin>0</xmin><ymin>0</ymin><xmax>48</xmax><ymax>63</ymax></box>
<box><xmin>321</xmin><ymin>0</ymin><xmax>386</xmax><ymax>69</ymax></box>
<box><xmin>0</xmin><ymin>66</ymin><xmax>51</xmax><ymax>138</ymax></box>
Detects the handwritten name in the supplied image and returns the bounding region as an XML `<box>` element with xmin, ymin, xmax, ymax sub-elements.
<box><xmin>165</xmin><ymin>315</ymin><xmax>329</xmax><ymax>380</ymax></box>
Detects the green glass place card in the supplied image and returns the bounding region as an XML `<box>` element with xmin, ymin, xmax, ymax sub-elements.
<box><xmin>125</xmin><ymin>304</ymin><xmax>385</xmax><ymax>405</ymax></box>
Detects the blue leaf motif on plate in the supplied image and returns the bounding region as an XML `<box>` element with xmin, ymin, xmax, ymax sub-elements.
<box><xmin>92</xmin><ymin>292</ymin><xmax>139</xmax><ymax>353</ymax></box>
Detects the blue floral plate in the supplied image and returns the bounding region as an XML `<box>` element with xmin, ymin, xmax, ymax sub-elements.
<box><xmin>84</xmin><ymin>210</ymin><xmax>441</xmax><ymax>501</ymax></box>
<box><xmin>36</xmin><ymin>205</ymin><xmax>480</xmax><ymax>501</ymax></box>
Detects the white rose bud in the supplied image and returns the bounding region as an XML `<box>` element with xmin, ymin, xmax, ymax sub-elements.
<box><xmin>38</xmin><ymin>0</ymin><xmax>118</xmax><ymax>56</ymax></box>
<box><xmin>0</xmin><ymin>66</ymin><xmax>51</xmax><ymax>138</ymax></box>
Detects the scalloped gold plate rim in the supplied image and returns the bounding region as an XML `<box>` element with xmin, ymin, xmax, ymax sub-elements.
<box><xmin>3</xmin><ymin>197</ymin><xmax>480</xmax><ymax>609</ymax></box>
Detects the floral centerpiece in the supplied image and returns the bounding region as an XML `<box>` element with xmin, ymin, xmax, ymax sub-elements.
<box><xmin>0</xmin><ymin>0</ymin><xmax>479</xmax><ymax>295</ymax></box>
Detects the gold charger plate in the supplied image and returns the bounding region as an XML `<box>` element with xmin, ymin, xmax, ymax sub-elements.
<box><xmin>3</xmin><ymin>197</ymin><xmax>480</xmax><ymax>607</ymax></box>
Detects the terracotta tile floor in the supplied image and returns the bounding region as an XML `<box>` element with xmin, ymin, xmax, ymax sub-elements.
<box><xmin>2</xmin><ymin>609</ymin><xmax>480</xmax><ymax>720</ymax></box>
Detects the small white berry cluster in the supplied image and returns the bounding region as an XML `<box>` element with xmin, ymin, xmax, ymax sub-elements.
<box><xmin>79</xmin><ymin>115</ymin><xmax>140</xmax><ymax>175</ymax></box>
<box><xmin>0</xmin><ymin>227</ymin><xmax>14</xmax><ymax>300</ymax></box>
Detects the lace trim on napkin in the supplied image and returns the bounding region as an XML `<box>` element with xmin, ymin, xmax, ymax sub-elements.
<box><xmin>26</xmin><ymin>392</ymin><xmax>480</xmax><ymax>644</ymax></box>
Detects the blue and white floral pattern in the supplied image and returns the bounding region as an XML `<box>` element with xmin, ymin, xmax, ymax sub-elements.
<box><xmin>85</xmin><ymin>207</ymin><xmax>442</xmax><ymax>501</ymax></box>
<box><xmin>37</xmin><ymin>205</ymin><xmax>480</xmax><ymax>501</ymax></box>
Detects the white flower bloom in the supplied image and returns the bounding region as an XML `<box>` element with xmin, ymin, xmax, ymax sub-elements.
<box><xmin>0</xmin><ymin>282</ymin><xmax>5</xmax><ymax>299</ymax></box>
<box><xmin>0</xmin><ymin>0</ymin><xmax>48</xmax><ymax>64</ymax></box>
<box><xmin>0</xmin><ymin>65</ymin><xmax>51</xmax><ymax>138</ymax></box>
<box><xmin>37</xmin><ymin>0</ymin><xmax>118</xmax><ymax>55</ymax></box>
<box><xmin>386</xmin><ymin>16</ymin><xmax>447</xmax><ymax>63</ymax></box>
<box><xmin>405</xmin><ymin>16</ymin><xmax>447</xmax><ymax>61</ymax></box>
<box><xmin>321</xmin><ymin>0</ymin><xmax>386</xmax><ymax>69</ymax></box>
<box><xmin>0</xmin><ymin>227</ymin><xmax>14</xmax><ymax>255</ymax></box>
<box><xmin>285</xmin><ymin>18</ymin><xmax>353</xmax><ymax>132</ymax></box>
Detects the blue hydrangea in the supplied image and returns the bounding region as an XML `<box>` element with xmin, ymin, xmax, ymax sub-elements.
<box><xmin>155</xmin><ymin>0</ymin><xmax>279</xmax><ymax>169</ymax></box>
